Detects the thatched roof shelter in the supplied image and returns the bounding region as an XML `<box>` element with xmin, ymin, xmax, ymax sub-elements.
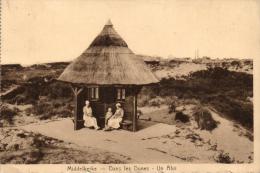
<box><xmin>58</xmin><ymin>20</ymin><xmax>159</xmax><ymax>85</ymax></box>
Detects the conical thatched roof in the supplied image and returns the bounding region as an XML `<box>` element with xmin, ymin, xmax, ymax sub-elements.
<box><xmin>58</xmin><ymin>20</ymin><xmax>159</xmax><ymax>85</ymax></box>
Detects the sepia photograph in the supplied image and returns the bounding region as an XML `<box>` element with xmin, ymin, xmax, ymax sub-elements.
<box><xmin>0</xmin><ymin>0</ymin><xmax>260</xmax><ymax>172</ymax></box>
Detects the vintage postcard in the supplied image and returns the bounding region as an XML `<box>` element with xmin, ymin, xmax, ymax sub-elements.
<box><xmin>0</xmin><ymin>0</ymin><xmax>260</xmax><ymax>173</ymax></box>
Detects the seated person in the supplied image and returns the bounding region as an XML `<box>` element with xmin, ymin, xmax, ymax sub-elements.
<box><xmin>83</xmin><ymin>100</ymin><xmax>99</xmax><ymax>130</ymax></box>
<box><xmin>104</xmin><ymin>107</ymin><xmax>113</xmax><ymax>130</ymax></box>
<box><xmin>105</xmin><ymin>103</ymin><xmax>124</xmax><ymax>130</ymax></box>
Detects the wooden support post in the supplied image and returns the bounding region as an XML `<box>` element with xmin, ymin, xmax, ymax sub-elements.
<box><xmin>132</xmin><ymin>86</ymin><xmax>142</xmax><ymax>132</ymax></box>
<box><xmin>132</xmin><ymin>92</ymin><xmax>137</xmax><ymax>132</ymax></box>
<box><xmin>73</xmin><ymin>90</ymin><xmax>78</xmax><ymax>131</ymax></box>
<box><xmin>71</xmin><ymin>86</ymin><xmax>83</xmax><ymax>130</ymax></box>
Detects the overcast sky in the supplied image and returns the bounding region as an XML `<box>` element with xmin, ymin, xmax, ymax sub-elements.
<box><xmin>2</xmin><ymin>0</ymin><xmax>260</xmax><ymax>65</ymax></box>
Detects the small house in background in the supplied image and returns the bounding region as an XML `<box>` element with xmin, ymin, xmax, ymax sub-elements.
<box><xmin>58</xmin><ymin>20</ymin><xmax>159</xmax><ymax>131</ymax></box>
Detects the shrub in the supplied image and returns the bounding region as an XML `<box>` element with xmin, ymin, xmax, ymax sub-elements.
<box><xmin>183</xmin><ymin>98</ymin><xmax>200</xmax><ymax>105</ymax></box>
<box><xmin>244</xmin><ymin>131</ymin><xmax>253</xmax><ymax>141</ymax></box>
<box><xmin>137</xmin><ymin>86</ymin><xmax>157</xmax><ymax>107</ymax></box>
<box><xmin>156</xmin><ymin>67</ymin><xmax>253</xmax><ymax>131</ymax></box>
<box><xmin>166</xmin><ymin>96</ymin><xmax>179</xmax><ymax>113</ymax></box>
<box><xmin>168</xmin><ymin>102</ymin><xmax>176</xmax><ymax>114</ymax></box>
<box><xmin>210</xmin><ymin>96</ymin><xmax>253</xmax><ymax>130</ymax></box>
<box><xmin>148</xmin><ymin>96</ymin><xmax>165</xmax><ymax>107</ymax></box>
<box><xmin>175</xmin><ymin>112</ymin><xmax>190</xmax><ymax>123</ymax></box>
<box><xmin>53</xmin><ymin>106</ymin><xmax>72</xmax><ymax>118</ymax></box>
<box><xmin>230</xmin><ymin>60</ymin><xmax>241</xmax><ymax>67</ymax></box>
<box><xmin>138</xmin><ymin>95</ymin><xmax>150</xmax><ymax>107</ymax></box>
<box><xmin>244</xmin><ymin>60</ymin><xmax>252</xmax><ymax>66</ymax></box>
<box><xmin>5</xmin><ymin>79</ymin><xmax>73</xmax><ymax>105</ymax></box>
<box><xmin>33</xmin><ymin>101</ymin><xmax>52</xmax><ymax>115</ymax></box>
<box><xmin>0</xmin><ymin>105</ymin><xmax>18</xmax><ymax>125</ymax></box>
<box><xmin>12</xmin><ymin>94</ymin><xmax>26</xmax><ymax>105</ymax></box>
<box><xmin>193</xmin><ymin>106</ymin><xmax>219</xmax><ymax>131</ymax></box>
<box><xmin>1</xmin><ymin>80</ymin><xmax>17</xmax><ymax>92</ymax></box>
<box><xmin>46</xmin><ymin>81</ymin><xmax>72</xmax><ymax>99</ymax></box>
<box><xmin>214</xmin><ymin>151</ymin><xmax>235</xmax><ymax>163</ymax></box>
<box><xmin>29</xmin><ymin>99</ymin><xmax>73</xmax><ymax>120</ymax></box>
<box><xmin>25</xmin><ymin>107</ymin><xmax>33</xmax><ymax>116</ymax></box>
<box><xmin>6</xmin><ymin>85</ymin><xmax>39</xmax><ymax>105</ymax></box>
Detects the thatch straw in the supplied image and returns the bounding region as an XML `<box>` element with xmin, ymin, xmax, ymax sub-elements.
<box><xmin>58</xmin><ymin>21</ymin><xmax>159</xmax><ymax>85</ymax></box>
<box><xmin>89</xmin><ymin>24</ymin><xmax>128</xmax><ymax>47</ymax></box>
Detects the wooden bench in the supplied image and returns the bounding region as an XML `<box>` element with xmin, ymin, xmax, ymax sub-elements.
<box><xmin>120</xmin><ymin>120</ymin><xmax>133</xmax><ymax>130</ymax></box>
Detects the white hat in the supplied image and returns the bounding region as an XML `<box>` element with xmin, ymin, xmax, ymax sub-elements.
<box><xmin>116</xmin><ymin>103</ymin><xmax>121</xmax><ymax>107</ymax></box>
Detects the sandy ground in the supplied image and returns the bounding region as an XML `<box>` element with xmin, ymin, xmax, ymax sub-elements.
<box><xmin>19</xmin><ymin>105</ymin><xmax>253</xmax><ymax>163</ymax></box>
<box><xmin>20</xmin><ymin>119</ymin><xmax>181</xmax><ymax>163</ymax></box>
<box><xmin>0</xmin><ymin>104</ymin><xmax>39</xmax><ymax>128</ymax></box>
<box><xmin>0</xmin><ymin>128</ymin><xmax>131</xmax><ymax>164</ymax></box>
<box><xmin>153</xmin><ymin>62</ymin><xmax>252</xmax><ymax>80</ymax></box>
<box><xmin>155</xmin><ymin>63</ymin><xmax>207</xmax><ymax>79</ymax></box>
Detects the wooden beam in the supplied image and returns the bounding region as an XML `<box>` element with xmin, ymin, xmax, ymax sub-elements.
<box><xmin>71</xmin><ymin>86</ymin><xmax>84</xmax><ymax>130</ymax></box>
<box><xmin>73</xmin><ymin>92</ymin><xmax>78</xmax><ymax>130</ymax></box>
<box><xmin>70</xmin><ymin>85</ymin><xmax>83</xmax><ymax>96</ymax></box>
<box><xmin>131</xmin><ymin>86</ymin><xmax>142</xmax><ymax>132</ymax></box>
<box><xmin>132</xmin><ymin>92</ymin><xmax>137</xmax><ymax>132</ymax></box>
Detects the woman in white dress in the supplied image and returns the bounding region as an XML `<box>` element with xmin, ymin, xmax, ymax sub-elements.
<box><xmin>83</xmin><ymin>100</ymin><xmax>99</xmax><ymax>130</ymax></box>
<box><xmin>106</xmin><ymin>103</ymin><xmax>124</xmax><ymax>130</ymax></box>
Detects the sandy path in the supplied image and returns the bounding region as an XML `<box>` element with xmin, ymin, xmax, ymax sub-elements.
<box><xmin>20</xmin><ymin>119</ymin><xmax>184</xmax><ymax>163</ymax></box>
<box><xmin>19</xmin><ymin>107</ymin><xmax>253</xmax><ymax>163</ymax></box>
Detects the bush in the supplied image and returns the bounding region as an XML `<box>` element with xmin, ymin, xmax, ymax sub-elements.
<box><xmin>4</xmin><ymin>79</ymin><xmax>72</xmax><ymax>105</ymax></box>
<box><xmin>33</xmin><ymin>101</ymin><xmax>52</xmax><ymax>115</ymax></box>
<box><xmin>138</xmin><ymin>95</ymin><xmax>150</xmax><ymax>107</ymax></box>
<box><xmin>156</xmin><ymin>67</ymin><xmax>253</xmax><ymax>131</ymax></box>
<box><xmin>230</xmin><ymin>60</ymin><xmax>241</xmax><ymax>67</ymax></box>
<box><xmin>210</xmin><ymin>96</ymin><xmax>253</xmax><ymax>130</ymax></box>
<box><xmin>168</xmin><ymin>102</ymin><xmax>176</xmax><ymax>114</ymax></box>
<box><xmin>1</xmin><ymin>80</ymin><xmax>17</xmax><ymax>92</ymax></box>
<box><xmin>166</xmin><ymin>96</ymin><xmax>179</xmax><ymax>113</ymax></box>
<box><xmin>193</xmin><ymin>106</ymin><xmax>219</xmax><ymax>131</ymax></box>
<box><xmin>214</xmin><ymin>151</ymin><xmax>235</xmax><ymax>163</ymax></box>
<box><xmin>25</xmin><ymin>107</ymin><xmax>33</xmax><ymax>116</ymax></box>
<box><xmin>183</xmin><ymin>98</ymin><xmax>200</xmax><ymax>105</ymax></box>
<box><xmin>29</xmin><ymin>99</ymin><xmax>73</xmax><ymax>120</ymax></box>
<box><xmin>0</xmin><ymin>105</ymin><xmax>18</xmax><ymax>125</ymax></box>
<box><xmin>46</xmin><ymin>81</ymin><xmax>72</xmax><ymax>99</ymax></box>
<box><xmin>53</xmin><ymin>105</ymin><xmax>72</xmax><ymax>118</ymax></box>
<box><xmin>148</xmin><ymin>96</ymin><xmax>165</xmax><ymax>107</ymax></box>
<box><xmin>137</xmin><ymin>86</ymin><xmax>157</xmax><ymax>107</ymax></box>
<box><xmin>175</xmin><ymin>112</ymin><xmax>190</xmax><ymax>123</ymax></box>
<box><xmin>6</xmin><ymin>85</ymin><xmax>40</xmax><ymax>105</ymax></box>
